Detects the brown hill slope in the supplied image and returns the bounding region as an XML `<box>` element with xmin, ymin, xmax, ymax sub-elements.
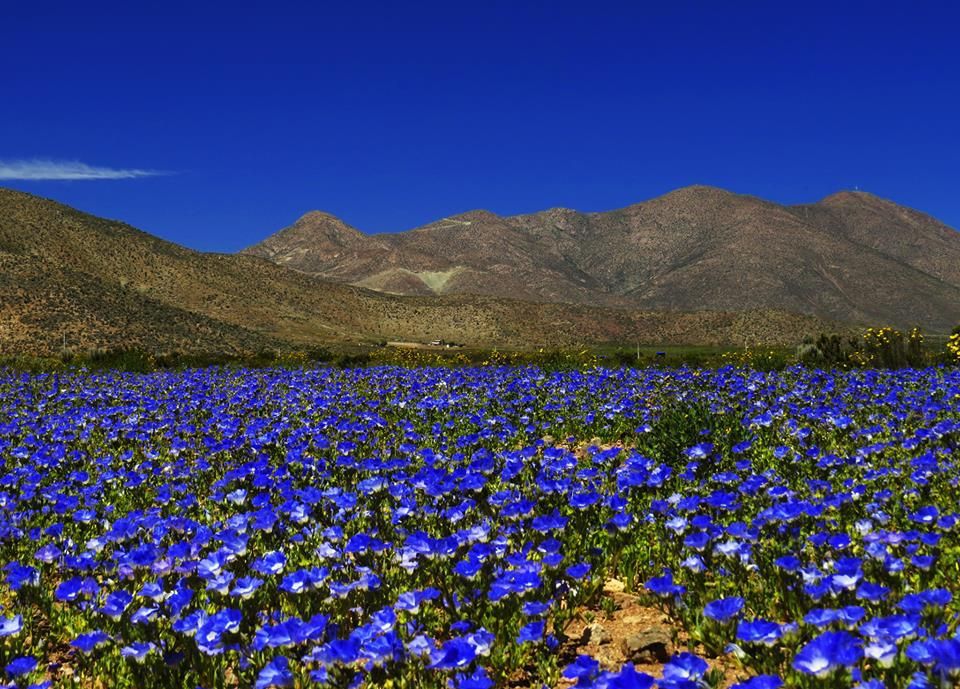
<box><xmin>244</xmin><ymin>186</ymin><xmax>960</xmax><ymax>332</ymax></box>
<box><xmin>0</xmin><ymin>253</ymin><xmax>279</xmax><ymax>355</ymax></box>
<box><xmin>0</xmin><ymin>188</ymin><xmax>831</xmax><ymax>355</ymax></box>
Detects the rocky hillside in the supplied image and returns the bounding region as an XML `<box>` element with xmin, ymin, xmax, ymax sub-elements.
<box><xmin>244</xmin><ymin>186</ymin><xmax>960</xmax><ymax>332</ymax></box>
<box><xmin>0</xmin><ymin>188</ymin><xmax>833</xmax><ymax>356</ymax></box>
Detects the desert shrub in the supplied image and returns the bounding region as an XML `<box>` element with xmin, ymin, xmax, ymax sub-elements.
<box><xmin>799</xmin><ymin>327</ymin><xmax>928</xmax><ymax>369</ymax></box>
<box><xmin>87</xmin><ymin>347</ymin><xmax>157</xmax><ymax>372</ymax></box>
<box><xmin>947</xmin><ymin>330</ymin><xmax>960</xmax><ymax>363</ymax></box>
<box><xmin>797</xmin><ymin>333</ymin><xmax>859</xmax><ymax>367</ymax></box>
<box><xmin>854</xmin><ymin>326</ymin><xmax>926</xmax><ymax>368</ymax></box>
<box><xmin>720</xmin><ymin>347</ymin><xmax>792</xmax><ymax>371</ymax></box>
<box><xmin>334</xmin><ymin>352</ymin><xmax>372</xmax><ymax>367</ymax></box>
<box><xmin>303</xmin><ymin>346</ymin><xmax>334</xmax><ymax>362</ymax></box>
<box><xmin>610</xmin><ymin>348</ymin><xmax>643</xmax><ymax>367</ymax></box>
<box><xmin>0</xmin><ymin>354</ymin><xmax>66</xmax><ymax>373</ymax></box>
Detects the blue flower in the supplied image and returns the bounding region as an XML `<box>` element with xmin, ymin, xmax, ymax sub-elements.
<box><xmin>531</xmin><ymin>510</ymin><xmax>568</xmax><ymax>532</ymax></box>
<box><xmin>71</xmin><ymin>630</ymin><xmax>110</xmax><ymax>654</ymax></box>
<box><xmin>683</xmin><ymin>531</ymin><xmax>711</xmax><ymax>551</ymax></box>
<box><xmin>130</xmin><ymin>605</ymin><xmax>160</xmax><ymax>624</ymax></box>
<box><xmin>5</xmin><ymin>656</ymin><xmax>37</xmax><ymax>676</ymax></box>
<box><xmin>522</xmin><ymin>600</ymin><xmax>552</xmax><ymax>616</ymax></box>
<box><xmin>451</xmin><ymin>667</ymin><xmax>494</xmax><ymax>689</ymax></box>
<box><xmin>793</xmin><ymin>631</ymin><xmax>863</xmax><ymax>677</ymax></box>
<box><xmin>33</xmin><ymin>544</ymin><xmax>61</xmax><ymax>564</ymax></box>
<box><xmin>864</xmin><ymin>638</ymin><xmax>898</xmax><ymax>667</ymax></box>
<box><xmin>5</xmin><ymin>563</ymin><xmax>39</xmax><ymax>590</ymax></box>
<box><xmin>230</xmin><ymin>576</ymin><xmax>263</xmax><ymax>599</ymax></box>
<box><xmin>395</xmin><ymin>587</ymin><xmax>440</xmax><ymax>613</ymax></box>
<box><xmin>466</xmin><ymin>629</ymin><xmax>494</xmax><ymax>657</ymax></box>
<box><xmin>0</xmin><ymin>615</ymin><xmax>23</xmax><ymax>637</ymax></box>
<box><xmin>856</xmin><ymin>582</ymin><xmax>890</xmax><ymax>602</ymax></box>
<box><xmin>279</xmin><ymin>569</ymin><xmax>313</xmax><ymax>595</ymax></box>
<box><xmin>121</xmin><ymin>642</ymin><xmax>156</xmax><ymax>662</ymax></box>
<box><xmin>251</xmin><ymin>550</ymin><xmax>286</xmax><ymax>576</ymax></box>
<box><xmin>645</xmin><ymin>570</ymin><xmax>685</xmax><ymax>598</ymax></box>
<box><xmin>517</xmin><ymin>620</ymin><xmax>544</xmax><ymax>644</ymax></box>
<box><xmin>195</xmin><ymin>609</ymin><xmax>242</xmax><ymax>655</ymax></box>
<box><xmin>253</xmin><ymin>620</ymin><xmax>299</xmax><ymax>650</ymax></box>
<box><xmin>662</xmin><ymin>652</ymin><xmax>709</xmax><ymax>683</ymax></box>
<box><xmin>685</xmin><ymin>442</ymin><xmax>714</xmax><ymax>459</ymax></box>
<box><xmin>907</xmin><ymin>639</ymin><xmax>939</xmax><ymax>665</ymax></box>
<box><xmin>312</xmin><ymin>637</ymin><xmax>361</xmax><ymax>665</ymax></box>
<box><xmin>166</xmin><ymin>585</ymin><xmax>194</xmax><ymax>617</ymax></box>
<box><xmin>929</xmin><ymin>638</ymin><xmax>960</xmax><ymax>679</ymax></box>
<box><xmin>55</xmin><ymin>577</ymin><xmax>87</xmax><ymax>602</ymax></box>
<box><xmin>489</xmin><ymin>569</ymin><xmax>541</xmax><ymax>601</ymax></box>
<box><xmin>703</xmin><ymin>597</ymin><xmax>744</xmax><ymax>622</ymax></box>
<box><xmin>138</xmin><ymin>581</ymin><xmax>166</xmax><ymax>601</ymax></box>
<box><xmin>596</xmin><ymin>663</ymin><xmax>655</xmax><ymax>689</ymax></box>
<box><xmin>255</xmin><ymin>656</ymin><xmax>293</xmax><ymax>689</ymax></box>
<box><xmin>736</xmin><ymin>619</ymin><xmax>784</xmax><ymax>647</ymax></box>
<box><xmin>428</xmin><ymin>637</ymin><xmax>477</xmax><ymax>670</ymax></box>
<box><xmin>773</xmin><ymin>555</ymin><xmax>801</xmax><ymax>572</ymax></box>
<box><xmin>804</xmin><ymin>608</ymin><xmax>839</xmax><ymax>627</ymax></box>
<box><xmin>99</xmin><ymin>590</ymin><xmax>133</xmax><ymax>619</ymax></box>
<box><xmin>563</xmin><ymin>655</ymin><xmax>600</xmax><ymax>687</ymax></box>
<box><xmin>910</xmin><ymin>505</ymin><xmax>939</xmax><ymax>524</ymax></box>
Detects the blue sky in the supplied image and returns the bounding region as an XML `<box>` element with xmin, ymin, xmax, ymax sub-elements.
<box><xmin>3</xmin><ymin>1</ymin><xmax>958</xmax><ymax>251</ymax></box>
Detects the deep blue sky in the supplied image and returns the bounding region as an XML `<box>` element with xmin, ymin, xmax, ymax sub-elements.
<box><xmin>3</xmin><ymin>1</ymin><xmax>958</xmax><ymax>252</ymax></box>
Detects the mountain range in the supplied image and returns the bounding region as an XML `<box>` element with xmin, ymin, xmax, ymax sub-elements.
<box><xmin>244</xmin><ymin>185</ymin><xmax>960</xmax><ymax>333</ymax></box>
<box><xmin>1</xmin><ymin>185</ymin><xmax>957</xmax><ymax>357</ymax></box>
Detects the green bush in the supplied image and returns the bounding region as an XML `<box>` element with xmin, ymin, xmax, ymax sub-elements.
<box><xmin>798</xmin><ymin>327</ymin><xmax>929</xmax><ymax>369</ymax></box>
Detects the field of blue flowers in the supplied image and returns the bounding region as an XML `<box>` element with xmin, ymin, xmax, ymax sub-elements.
<box><xmin>0</xmin><ymin>365</ymin><xmax>958</xmax><ymax>689</ymax></box>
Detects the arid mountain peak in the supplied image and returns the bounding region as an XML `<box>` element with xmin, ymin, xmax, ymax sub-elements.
<box><xmin>242</xmin><ymin>210</ymin><xmax>379</xmax><ymax>274</ymax></box>
<box><xmin>244</xmin><ymin>186</ymin><xmax>960</xmax><ymax>331</ymax></box>
<box><xmin>448</xmin><ymin>209</ymin><xmax>501</xmax><ymax>222</ymax></box>
<box><xmin>818</xmin><ymin>189</ymin><xmax>877</xmax><ymax>203</ymax></box>
<box><xmin>656</xmin><ymin>184</ymin><xmax>740</xmax><ymax>200</ymax></box>
<box><xmin>272</xmin><ymin>210</ymin><xmax>364</xmax><ymax>245</ymax></box>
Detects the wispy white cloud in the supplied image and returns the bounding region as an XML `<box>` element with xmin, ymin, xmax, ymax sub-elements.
<box><xmin>0</xmin><ymin>159</ymin><xmax>169</xmax><ymax>181</ymax></box>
